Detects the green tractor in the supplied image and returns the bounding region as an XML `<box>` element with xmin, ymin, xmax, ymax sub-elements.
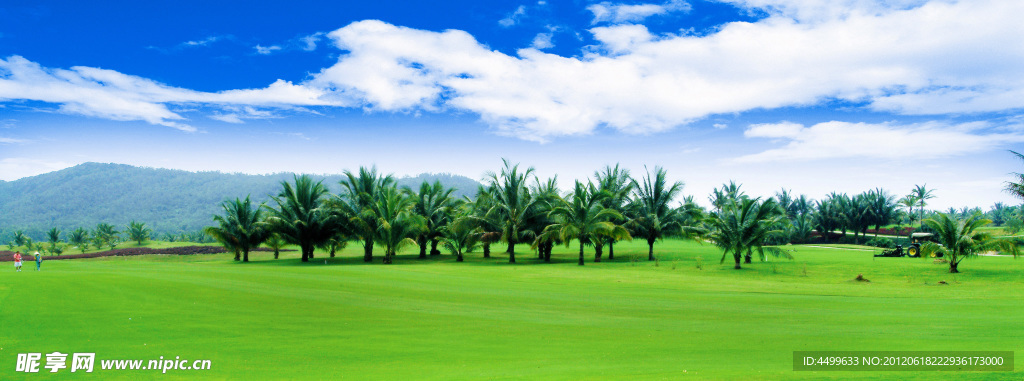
<box><xmin>873</xmin><ymin>232</ymin><xmax>939</xmax><ymax>258</ymax></box>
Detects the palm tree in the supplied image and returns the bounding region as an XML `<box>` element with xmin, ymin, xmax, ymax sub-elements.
<box><xmin>467</xmin><ymin>185</ymin><xmax>501</xmax><ymax>259</ymax></box>
<box><xmin>1006</xmin><ymin>150</ymin><xmax>1024</xmax><ymax>201</ymax></box>
<box><xmin>69</xmin><ymin>227</ymin><xmax>89</xmax><ymax>254</ymax></box>
<box><xmin>485</xmin><ymin>159</ymin><xmax>542</xmax><ymax>264</ymax></box>
<box><xmin>406</xmin><ymin>180</ymin><xmax>457</xmax><ymax>259</ymax></box>
<box><xmin>529</xmin><ymin>176</ymin><xmax>561</xmax><ymax>261</ymax></box>
<box><xmin>339</xmin><ymin>166</ymin><xmax>396</xmax><ymax>262</ymax></box>
<box><xmin>812</xmin><ymin>196</ymin><xmax>843</xmax><ymax>243</ymax></box>
<box><xmin>543</xmin><ymin>181</ymin><xmax>630</xmax><ymax>265</ymax></box>
<box><xmin>94</xmin><ymin>223</ymin><xmax>120</xmax><ymax>250</ymax></box>
<box><xmin>264</xmin><ymin>233</ymin><xmax>287</xmax><ymax>259</ymax></box>
<box><xmin>898</xmin><ymin>195</ymin><xmax>918</xmax><ymax>229</ymax></box>
<box><xmin>594</xmin><ymin>164</ymin><xmax>634</xmax><ymax>260</ymax></box>
<box><xmin>12</xmin><ymin>230</ymin><xmax>26</xmax><ymax>247</ymax></box>
<box><xmin>865</xmin><ymin>188</ymin><xmax>897</xmax><ymax>236</ymax></box>
<box><xmin>440</xmin><ymin>216</ymin><xmax>482</xmax><ymax>262</ymax></box>
<box><xmin>206</xmin><ymin>196</ymin><xmax>269</xmax><ymax>262</ymax></box>
<box><xmin>371</xmin><ymin>186</ymin><xmax>425</xmax><ymax>264</ymax></box>
<box><xmin>707</xmin><ymin>197</ymin><xmax>790</xmax><ymax>269</ymax></box>
<box><xmin>919</xmin><ymin>212</ymin><xmax>1020</xmax><ymax>273</ymax></box>
<box><xmin>627</xmin><ymin>166</ymin><xmax>685</xmax><ymax>261</ymax></box>
<box><xmin>846</xmin><ymin>193</ymin><xmax>873</xmax><ymax>243</ymax></box>
<box><xmin>911</xmin><ymin>184</ymin><xmax>936</xmax><ymax>229</ymax></box>
<box><xmin>265</xmin><ymin>176</ymin><xmax>337</xmax><ymax>262</ymax></box>
<box><xmin>126</xmin><ymin>221</ymin><xmax>152</xmax><ymax>246</ymax></box>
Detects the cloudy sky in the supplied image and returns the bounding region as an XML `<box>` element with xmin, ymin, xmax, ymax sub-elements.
<box><xmin>1</xmin><ymin>0</ymin><xmax>1023</xmax><ymax>209</ymax></box>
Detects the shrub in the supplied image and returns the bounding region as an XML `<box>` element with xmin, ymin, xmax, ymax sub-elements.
<box><xmin>865</xmin><ymin>237</ymin><xmax>895</xmax><ymax>248</ymax></box>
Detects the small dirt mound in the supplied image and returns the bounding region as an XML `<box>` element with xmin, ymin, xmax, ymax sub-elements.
<box><xmin>853</xmin><ymin>274</ymin><xmax>870</xmax><ymax>282</ymax></box>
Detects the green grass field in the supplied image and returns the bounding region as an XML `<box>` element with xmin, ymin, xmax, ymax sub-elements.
<box><xmin>2</xmin><ymin>239</ymin><xmax>1022</xmax><ymax>380</ymax></box>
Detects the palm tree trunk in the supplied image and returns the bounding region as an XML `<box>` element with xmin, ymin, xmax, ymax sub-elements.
<box><xmin>543</xmin><ymin>242</ymin><xmax>552</xmax><ymax>262</ymax></box>
<box><xmin>594</xmin><ymin>243</ymin><xmax>603</xmax><ymax>262</ymax></box>
<box><xmin>363</xmin><ymin>239</ymin><xmax>373</xmax><ymax>262</ymax></box>
<box><xmin>608</xmin><ymin>240</ymin><xmax>614</xmax><ymax>260</ymax></box>
<box><xmin>509</xmin><ymin>243</ymin><xmax>516</xmax><ymax>263</ymax></box>
<box><xmin>301</xmin><ymin>245</ymin><xmax>311</xmax><ymax>262</ymax></box>
<box><xmin>578</xmin><ymin>241</ymin><xmax>585</xmax><ymax>266</ymax></box>
<box><xmin>430</xmin><ymin>239</ymin><xmax>441</xmax><ymax>255</ymax></box>
<box><xmin>330</xmin><ymin>247</ymin><xmax>336</xmax><ymax>258</ymax></box>
<box><xmin>456</xmin><ymin>252</ymin><xmax>464</xmax><ymax>262</ymax></box>
<box><xmin>273</xmin><ymin>248</ymin><xmax>279</xmax><ymax>259</ymax></box>
<box><xmin>483</xmin><ymin>243</ymin><xmax>491</xmax><ymax>258</ymax></box>
<box><xmin>949</xmin><ymin>256</ymin><xmax>959</xmax><ymax>273</ymax></box>
<box><xmin>506</xmin><ymin>241</ymin><xmax>515</xmax><ymax>254</ymax></box>
<box><xmin>734</xmin><ymin>253</ymin><xmax>742</xmax><ymax>269</ymax></box>
<box><xmin>418</xmin><ymin>238</ymin><xmax>427</xmax><ymax>259</ymax></box>
<box><xmin>648</xmin><ymin>240</ymin><xmax>655</xmax><ymax>261</ymax></box>
<box><xmin>744</xmin><ymin>248</ymin><xmax>752</xmax><ymax>264</ymax></box>
<box><xmin>243</xmin><ymin>248</ymin><xmax>249</xmax><ymax>262</ymax></box>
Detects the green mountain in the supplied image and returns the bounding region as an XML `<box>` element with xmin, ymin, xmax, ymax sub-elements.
<box><xmin>0</xmin><ymin>163</ymin><xmax>482</xmax><ymax>242</ymax></box>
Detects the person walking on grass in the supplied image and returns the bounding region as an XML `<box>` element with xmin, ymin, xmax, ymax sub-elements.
<box><xmin>34</xmin><ymin>251</ymin><xmax>41</xmax><ymax>271</ymax></box>
<box><xmin>13</xmin><ymin>251</ymin><xmax>22</xmax><ymax>272</ymax></box>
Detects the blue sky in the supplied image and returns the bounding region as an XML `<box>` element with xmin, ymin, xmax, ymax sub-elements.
<box><xmin>1</xmin><ymin>0</ymin><xmax>1023</xmax><ymax>210</ymax></box>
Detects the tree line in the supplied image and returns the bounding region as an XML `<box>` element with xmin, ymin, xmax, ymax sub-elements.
<box><xmin>203</xmin><ymin>157</ymin><xmax>1024</xmax><ymax>271</ymax></box>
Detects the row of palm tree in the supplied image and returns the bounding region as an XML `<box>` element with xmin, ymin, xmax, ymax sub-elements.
<box><xmin>206</xmin><ymin>161</ymin><xmax>742</xmax><ymax>265</ymax></box>
<box><xmin>204</xmin><ymin>155</ymin><xmax>1024</xmax><ymax>272</ymax></box>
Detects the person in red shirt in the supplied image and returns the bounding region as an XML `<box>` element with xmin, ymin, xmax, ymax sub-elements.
<box><xmin>13</xmin><ymin>251</ymin><xmax>22</xmax><ymax>272</ymax></box>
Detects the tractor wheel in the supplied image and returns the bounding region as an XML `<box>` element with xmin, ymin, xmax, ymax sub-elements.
<box><xmin>907</xmin><ymin>246</ymin><xmax>919</xmax><ymax>258</ymax></box>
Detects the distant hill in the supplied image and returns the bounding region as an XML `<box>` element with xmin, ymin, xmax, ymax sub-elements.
<box><xmin>0</xmin><ymin>163</ymin><xmax>482</xmax><ymax>242</ymax></box>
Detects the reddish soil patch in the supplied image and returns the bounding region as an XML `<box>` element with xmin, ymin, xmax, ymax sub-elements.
<box><xmin>0</xmin><ymin>246</ymin><xmax>287</xmax><ymax>261</ymax></box>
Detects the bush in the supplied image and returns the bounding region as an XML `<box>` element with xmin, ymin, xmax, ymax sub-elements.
<box><xmin>865</xmin><ymin>237</ymin><xmax>895</xmax><ymax>248</ymax></box>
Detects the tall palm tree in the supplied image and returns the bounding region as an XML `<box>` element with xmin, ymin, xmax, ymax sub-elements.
<box><xmin>707</xmin><ymin>197</ymin><xmax>790</xmax><ymax>269</ymax></box>
<box><xmin>898</xmin><ymin>195</ymin><xmax>918</xmax><ymax>229</ymax></box>
<box><xmin>594</xmin><ymin>164</ymin><xmax>634</xmax><ymax>260</ymax></box>
<box><xmin>371</xmin><ymin>186</ymin><xmax>425</xmax><ymax>264</ymax></box>
<box><xmin>529</xmin><ymin>176</ymin><xmax>561</xmax><ymax>261</ymax></box>
<box><xmin>919</xmin><ymin>212</ymin><xmax>1020</xmax><ymax>273</ymax></box>
<box><xmin>406</xmin><ymin>180</ymin><xmax>457</xmax><ymax>258</ymax></box>
<box><xmin>339</xmin><ymin>166</ymin><xmax>396</xmax><ymax>262</ymax></box>
<box><xmin>265</xmin><ymin>176</ymin><xmax>337</xmax><ymax>262</ymax></box>
<box><xmin>813</xmin><ymin>196</ymin><xmax>843</xmax><ymax>243</ymax></box>
<box><xmin>628</xmin><ymin>166</ymin><xmax>685</xmax><ymax>261</ymax></box>
<box><xmin>543</xmin><ymin>181</ymin><xmax>630</xmax><ymax>265</ymax></box>
<box><xmin>1006</xmin><ymin>150</ymin><xmax>1024</xmax><ymax>200</ymax></box>
<box><xmin>911</xmin><ymin>184</ymin><xmax>936</xmax><ymax>229</ymax></box>
<box><xmin>865</xmin><ymin>188</ymin><xmax>897</xmax><ymax>236</ymax></box>
<box><xmin>485</xmin><ymin>159</ymin><xmax>541</xmax><ymax>264</ymax></box>
<box><xmin>206</xmin><ymin>196</ymin><xmax>269</xmax><ymax>262</ymax></box>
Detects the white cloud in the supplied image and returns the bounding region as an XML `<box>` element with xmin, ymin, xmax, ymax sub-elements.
<box><xmin>254</xmin><ymin>45</ymin><xmax>282</xmax><ymax>55</ymax></box>
<box><xmin>722</xmin><ymin>0</ymin><xmax>929</xmax><ymax>23</ymax></box>
<box><xmin>713</xmin><ymin>123</ymin><xmax>728</xmax><ymax>129</ymax></box>
<box><xmin>499</xmin><ymin>6</ymin><xmax>527</xmax><ymax>27</ymax></box>
<box><xmin>0</xmin><ymin>137</ymin><xmax>26</xmax><ymax>144</ymax></box>
<box><xmin>0</xmin><ymin>56</ymin><xmax>337</xmax><ymax>131</ymax></box>
<box><xmin>306</xmin><ymin>1</ymin><xmax>1024</xmax><ymax>141</ymax></box>
<box><xmin>300</xmin><ymin>33</ymin><xmax>324</xmax><ymax>51</ymax></box>
<box><xmin>531</xmin><ymin>33</ymin><xmax>554</xmax><ymax>49</ymax></box>
<box><xmin>735</xmin><ymin>121</ymin><xmax>1024</xmax><ymax>162</ymax></box>
<box><xmin>587</xmin><ymin>0</ymin><xmax>691</xmax><ymax>24</ymax></box>
<box><xmin>3</xmin><ymin>1</ymin><xmax>1024</xmax><ymax>143</ymax></box>
<box><xmin>184</xmin><ymin>36</ymin><xmax>221</xmax><ymax>47</ymax></box>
